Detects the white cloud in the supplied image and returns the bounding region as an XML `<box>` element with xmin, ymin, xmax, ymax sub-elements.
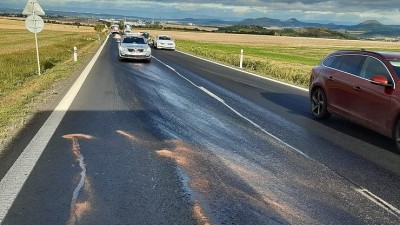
<box><xmin>1</xmin><ymin>0</ymin><xmax>399</xmax><ymax>24</ymax></box>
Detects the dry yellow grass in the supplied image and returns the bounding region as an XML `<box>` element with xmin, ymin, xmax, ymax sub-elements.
<box><xmin>139</xmin><ymin>29</ymin><xmax>400</xmax><ymax>50</ymax></box>
<box><xmin>0</xmin><ymin>17</ymin><xmax>94</xmax><ymax>32</ymax></box>
<box><xmin>0</xmin><ymin>17</ymin><xmax>102</xmax><ymax>152</ymax></box>
<box><xmin>135</xmin><ymin>29</ymin><xmax>400</xmax><ymax>87</ymax></box>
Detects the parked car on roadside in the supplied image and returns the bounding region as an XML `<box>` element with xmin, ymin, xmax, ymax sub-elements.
<box><xmin>118</xmin><ymin>34</ymin><xmax>152</xmax><ymax>62</ymax></box>
<box><xmin>153</xmin><ymin>35</ymin><xmax>176</xmax><ymax>50</ymax></box>
<box><xmin>309</xmin><ymin>50</ymin><xmax>400</xmax><ymax>151</ymax></box>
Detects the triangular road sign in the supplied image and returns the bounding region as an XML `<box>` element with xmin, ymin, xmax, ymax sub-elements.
<box><xmin>22</xmin><ymin>0</ymin><xmax>45</xmax><ymax>16</ymax></box>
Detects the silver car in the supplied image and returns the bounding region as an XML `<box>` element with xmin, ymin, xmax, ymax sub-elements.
<box><xmin>153</xmin><ymin>35</ymin><xmax>176</xmax><ymax>50</ymax></box>
<box><xmin>118</xmin><ymin>35</ymin><xmax>152</xmax><ymax>62</ymax></box>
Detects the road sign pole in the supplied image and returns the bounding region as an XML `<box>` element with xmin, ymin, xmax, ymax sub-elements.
<box><xmin>33</xmin><ymin>10</ymin><xmax>41</xmax><ymax>75</ymax></box>
<box><xmin>23</xmin><ymin>0</ymin><xmax>45</xmax><ymax>76</ymax></box>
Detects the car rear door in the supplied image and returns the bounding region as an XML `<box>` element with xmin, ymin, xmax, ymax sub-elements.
<box><xmin>325</xmin><ymin>55</ymin><xmax>365</xmax><ymax>118</ymax></box>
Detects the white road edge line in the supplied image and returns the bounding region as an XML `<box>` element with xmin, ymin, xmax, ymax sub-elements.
<box><xmin>356</xmin><ymin>188</ymin><xmax>400</xmax><ymax>218</ymax></box>
<box><xmin>0</xmin><ymin>35</ymin><xmax>109</xmax><ymax>223</ymax></box>
<box><xmin>176</xmin><ymin>50</ymin><xmax>309</xmax><ymax>92</ymax></box>
<box><xmin>153</xmin><ymin>56</ymin><xmax>400</xmax><ymax>219</ymax></box>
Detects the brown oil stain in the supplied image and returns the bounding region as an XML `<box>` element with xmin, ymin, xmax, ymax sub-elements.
<box><xmin>116</xmin><ymin>130</ymin><xmax>305</xmax><ymax>224</ymax></box>
<box><xmin>116</xmin><ymin>130</ymin><xmax>213</xmax><ymax>224</ymax></box>
<box><xmin>74</xmin><ymin>201</ymin><xmax>92</xmax><ymax>221</ymax></box>
<box><xmin>63</xmin><ymin>134</ymin><xmax>95</xmax><ymax>225</ymax></box>
<box><xmin>116</xmin><ymin>130</ymin><xmax>139</xmax><ymax>142</ymax></box>
<box><xmin>62</xmin><ymin>134</ymin><xmax>94</xmax><ymax>140</ymax></box>
<box><xmin>193</xmin><ymin>203</ymin><xmax>212</xmax><ymax>225</ymax></box>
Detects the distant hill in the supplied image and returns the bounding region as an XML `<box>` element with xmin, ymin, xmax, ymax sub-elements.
<box><xmin>238</xmin><ymin>17</ymin><xmax>325</xmax><ymax>28</ymax></box>
<box><xmin>358</xmin><ymin>20</ymin><xmax>382</xmax><ymax>26</ymax></box>
<box><xmin>238</xmin><ymin>17</ymin><xmax>400</xmax><ymax>38</ymax></box>
<box><xmin>218</xmin><ymin>25</ymin><xmax>356</xmax><ymax>40</ymax></box>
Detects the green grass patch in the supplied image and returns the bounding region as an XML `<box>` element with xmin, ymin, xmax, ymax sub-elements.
<box><xmin>176</xmin><ymin>39</ymin><xmax>400</xmax><ymax>88</ymax></box>
<box><xmin>0</xmin><ymin>28</ymin><xmax>105</xmax><ymax>140</ymax></box>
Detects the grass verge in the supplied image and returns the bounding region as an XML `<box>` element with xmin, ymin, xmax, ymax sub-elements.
<box><xmin>175</xmin><ymin>39</ymin><xmax>400</xmax><ymax>88</ymax></box>
<box><xmin>0</xmin><ymin>27</ymin><xmax>105</xmax><ymax>145</ymax></box>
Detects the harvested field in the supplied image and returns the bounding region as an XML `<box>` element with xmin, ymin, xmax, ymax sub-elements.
<box><xmin>0</xmin><ymin>17</ymin><xmax>103</xmax><ymax>151</ymax></box>
<box><xmin>0</xmin><ymin>17</ymin><xmax>94</xmax><ymax>32</ymax></box>
<box><xmin>140</xmin><ymin>29</ymin><xmax>400</xmax><ymax>49</ymax></box>
<box><xmin>137</xmin><ymin>29</ymin><xmax>400</xmax><ymax>87</ymax></box>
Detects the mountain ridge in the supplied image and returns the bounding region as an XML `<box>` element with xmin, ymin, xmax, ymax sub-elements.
<box><xmin>238</xmin><ymin>17</ymin><xmax>400</xmax><ymax>38</ymax></box>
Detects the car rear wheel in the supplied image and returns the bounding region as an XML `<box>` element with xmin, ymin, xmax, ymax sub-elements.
<box><xmin>393</xmin><ymin>119</ymin><xmax>400</xmax><ymax>153</ymax></box>
<box><xmin>311</xmin><ymin>88</ymin><xmax>331</xmax><ymax>119</ymax></box>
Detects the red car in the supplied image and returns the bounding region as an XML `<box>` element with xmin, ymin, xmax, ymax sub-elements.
<box><xmin>309</xmin><ymin>50</ymin><xmax>400</xmax><ymax>152</ymax></box>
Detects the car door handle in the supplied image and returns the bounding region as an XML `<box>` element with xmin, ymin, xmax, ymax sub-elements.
<box><xmin>353</xmin><ymin>86</ymin><xmax>361</xmax><ymax>91</ymax></box>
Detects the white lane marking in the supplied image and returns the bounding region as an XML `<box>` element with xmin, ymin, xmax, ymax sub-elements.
<box><xmin>176</xmin><ymin>50</ymin><xmax>309</xmax><ymax>92</ymax></box>
<box><xmin>153</xmin><ymin>56</ymin><xmax>400</xmax><ymax>219</ymax></box>
<box><xmin>356</xmin><ymin>188</ymin><xmax>400</xmax><ymax>218</ymax></box>
<box><xmin>199</xmin><ymin>87</ymin><xmax>225</xmax><ymax>103</ymax></box>
<box><xmin>153</xmin><ymin>56</ymin><xmax>312</xmax><ymax>160</ymax></box>
<box><xmin>0</xmin><ymin>36</ymin><xmax>109</xmax><ymax>223</ymax></box>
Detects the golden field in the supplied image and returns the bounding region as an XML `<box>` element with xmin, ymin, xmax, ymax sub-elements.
<box><xmin>0</xmin><ymin>17</ymin><xmax>102</xmax><ymax>149</ymax></box>
<box><xmin>140</xmin><ymin>28</ymin><xmax>400</xmax><ymax>49</ymax></box>
<box><xmin>0</xmin><ymin>17</ymin><xmax>95</xmax><ymax>32</ymax></box>
<box><xmin>136</xmin><ymin>28</ymin><xmax>400</xmax><ymax>87</ymax></box>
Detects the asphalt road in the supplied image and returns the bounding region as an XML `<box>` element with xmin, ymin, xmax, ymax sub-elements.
<box><xmin>1</xmin><ymin>34</ymin><xmax>400</xmax><ymax>225</ymax></box>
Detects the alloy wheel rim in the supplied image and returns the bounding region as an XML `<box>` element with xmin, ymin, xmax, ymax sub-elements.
<box><xmin>312</xmin><ymin>90</ymin><xmax>324</xmax><ymax>116</ymax></box>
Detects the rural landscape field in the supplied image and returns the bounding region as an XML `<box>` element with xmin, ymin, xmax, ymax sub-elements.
<box><xmin>1</xmin><ymin>17</ymin><xmax>400</xmax><ymax>149</ymax></box>
<box><xmin>141</xmin><ymin>29</ymin><xmax>400</xmax><ymax>87</ymax></box>
<box><xmin>0</xmin><ymin>18</ymin><xmax>102</xmax><ymax>147</ymax></box>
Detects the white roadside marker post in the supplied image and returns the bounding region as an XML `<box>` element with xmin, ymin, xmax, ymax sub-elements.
<box><xmin>240</xmin><ymin>49</ymin><xmax>244</xmax><ymax>68</ymax></box>
<box><xmin>74</xmin><ymin>47</ymin><xmax>78</xmax><ymax>62</ymax></box>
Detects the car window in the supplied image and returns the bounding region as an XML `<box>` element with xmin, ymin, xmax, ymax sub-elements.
<box><xmin>322</xmin><ymin>55</ymin><xmax>339</xmax><ymax>67</ymax></box>
<box><xmin>122</xmin><ymin>37</ymin><xmax>146</xmax><ymax>44</ymax></box>
<box><xmin>390</xmin><ymin>61</ymin><xmax>400</xmax><ymax>79</ymax></box>
<box><xmin>360</xmin><ymin>57</ymin><xmax>392</xmax><ymax>81</ymax></box>
<box><xmin>334</xmin><ymin>55</ymin><xmax>364</xmax><ymax>76</ymax></box>
<box><xmin>159</xmin><ymin>36</ymin><xmax>171</xmax><ymax>40</ymax></box>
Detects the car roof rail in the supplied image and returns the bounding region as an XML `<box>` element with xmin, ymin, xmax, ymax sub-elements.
<box><xmin>334</xmin><ymin>49</ymin><xmax>384</xmax><ymax>58</ymax></box>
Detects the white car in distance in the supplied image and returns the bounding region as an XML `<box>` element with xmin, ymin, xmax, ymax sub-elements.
<box><xmin>153</xmin><ymin>35</ymin><xmax>176</xmax><ymax>50</ymax></box>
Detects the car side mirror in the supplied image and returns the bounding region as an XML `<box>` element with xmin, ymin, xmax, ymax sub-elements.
<box><xmin>370</xmin><ymin>75</ymin><xmax>393</xmax><ymax>87</ymax></box>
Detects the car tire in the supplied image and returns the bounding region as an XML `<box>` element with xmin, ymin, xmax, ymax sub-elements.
<box><xmin>311</xmin><ymin>88</ymin><xmax>331</xmax><ymax>119</ymax></box>
<box><xmin>393</xmin><ymin>118</ymin><xmax>400</xmax><ymax>153</ymax></box>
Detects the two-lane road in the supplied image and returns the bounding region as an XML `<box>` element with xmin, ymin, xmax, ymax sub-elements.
<box><xmin>1</xmin><ymin>35</ymin><xmax>400</xmax><ymax>225</ymax></box>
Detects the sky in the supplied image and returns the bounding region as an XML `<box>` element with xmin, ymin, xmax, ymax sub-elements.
<box><xmin>2</xmin><ymin>0</ymin><xmax>400</xmax><ymax>25</ymax></box>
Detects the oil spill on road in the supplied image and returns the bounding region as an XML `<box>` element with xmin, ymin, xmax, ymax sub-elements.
<box><xmin>116</xmin><ymin>130</ymin><xmax>213</xmax><ymax>224</ymax></box>
<box><xmin>117</xmin><ymin>129</ymin><xmax>292</xmax><ymax>224</ymax></box>
<box><xmin>63</xmin><ymin>134</ymin><xmax>94</xmax><ymax>225</ymax></box>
